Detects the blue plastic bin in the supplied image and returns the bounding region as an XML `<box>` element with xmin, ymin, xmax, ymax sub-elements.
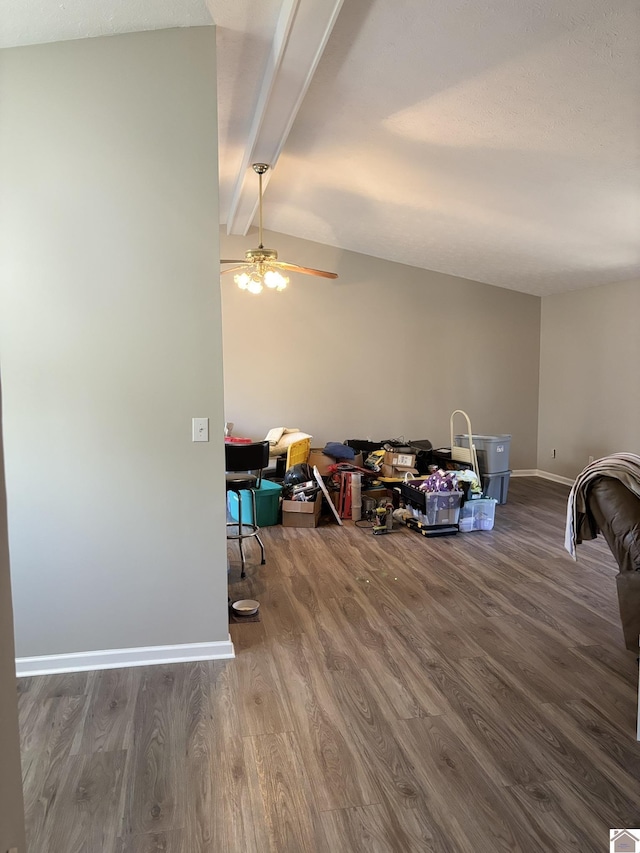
<box><xmin>227</xmin><ymin>479</ymin><xmax>282</xmax><ymax>527</ymax></box>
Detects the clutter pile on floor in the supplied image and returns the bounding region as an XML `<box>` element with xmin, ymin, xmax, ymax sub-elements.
<box><xmin>226</xmin><ymin>422</ymin><xmax>510</xmax><ymax>537</ymax></box>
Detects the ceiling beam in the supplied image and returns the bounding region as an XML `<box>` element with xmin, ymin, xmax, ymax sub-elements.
<box><xmin>225</xmin><ymin>0</ymin><xmax>344</xmax><ymax>236</ymax></box>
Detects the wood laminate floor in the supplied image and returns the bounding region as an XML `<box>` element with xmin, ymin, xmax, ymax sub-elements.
<box><xmin>17</xmin><ymin>478</ymin><xmax>640</xmax><ymax>852</ymax></box>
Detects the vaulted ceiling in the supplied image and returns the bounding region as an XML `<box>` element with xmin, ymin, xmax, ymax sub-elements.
<box><xmin>2</xmin><ymin>0</ymin><xmax>639</xmax><ymax>295</ymax></box>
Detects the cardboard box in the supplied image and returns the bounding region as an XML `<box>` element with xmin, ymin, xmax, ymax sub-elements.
<box><xmin>381</xmin><ymin>464</ymin><xmax>419</xmax><ymax>479</ymax></box>
<box><xmin>308</xmin><ymin>449</ymin><xmax>363</xmax><ymax>474</ymax></box>
<box><xmin>361</xmin><ymin>487</ymin><xmax>393</xmax><ymax>502</ymax></box>
<box><xmin>351</xmin><ymin>451</ymin><xmax>364</xmax><ymax>468</ymax></box>
<box><xmin>361</xmin><ymin>487</ymin><xmax>393</xmax><ymax>512</ymax></box>
<box><xmin>308</xmin><ymin>449</ymin><xmax>335</xmax><ymax>476</ymax></box>
<box><xmin>282</xmin><ymin>492</ymin><xmax>322</xmax><ymax>528</ymax></box>
<box><xmin>383</xmin><ymin>451</ymin><xmax>416</xmax><ymax>469</ymax></box>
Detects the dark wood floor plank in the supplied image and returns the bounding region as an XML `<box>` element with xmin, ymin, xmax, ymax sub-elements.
<box><xmin>352</xmin><ymin>549</ymin><xmax>496</xmax><ymax>662</ymax></box>
<box><xmin>510</xmin><ymin>579</ymin><xmax>623</xmax><ymax>648</ymax></box>
<box><xmin>395</xmin><ymin>714</ymin><xmax>551</xmax><ymax>853</ymax></box>
<box><xmin>21</xmin><ymin>696</ymin><xmax>88</xmax><ymax>851</ymax></box>
<box><xmin>475</xmin><ymin>619</ymin><xmax>638</xmax><ymax>730</ymax></box>
<box><xmin>320</xmin><ymin>803</ymin><xmax>403</xmax><ymax>853</ymax></box>
<box><xmin>437</xmin><ymin>655</ymin><xmax>551</xmax><ymax>787</ymax></box>
<box><xmin>476</xmin><ymin>612</ymin><xmax>594</xmax><ymax>694</ymax></box>
<box><xmin>542</xmin><ymin>698</ymin><xmax>640</xmax><ymax>783</ymax></box>
<box><xmin>77</xmin><ymin>667</ymin><xmax>135</xmax><ymax>755</ymax></box>
<box><xmin>505</xmin><ymin>779</ymin><xmax>604</xmax><ymax>852</ymax></box>
<box><xmin>525</xmin><ymin>556</ymin><xmax>622</xmax><ymax>626</ymax></box>
<box><xmin>115</xmin><ymin>829</ymin><xmax>184</xmax><ymax>852</ymax></box>
<box><xmin>570</xmin><ymin>642</ymin><xmax>639</xmax><ymax>689</ymax></box>
<box><xmin>206</xmin><ymin>660</ymin><xmax>269</xmax><ymax>853</ymax></box>
<box><xmin>328</xmin><ymin>669</ymin><xmax>426</xmax><ymax>810</ymax></box>
<box><xmin>121</xmin><ymin>666</ymin><xmax>187</xmax><ymax>836</ymax></box>
<box><xmin>17</xmin><ymin>478</ymin><xmax>640</xmax><ymax>849</ymax></box>
<box><xmin>258</xmin><ymin>572</ymin><xmax>306</xmax><ymax>641</ymax></box>
<box><xmin>244</xmin><ymin>731</ymin><xmax>326</xmax><ymax>853</ymax></box>
<box><xmin>272</xmin><ymin>630</ymin><xmax>382</xmax><ymax>812</ymax></box>
<box><xmin>32</xmin><ymin>670</ymin><xmax>91</xmax><ymax>700</ymax></box>
<box><xmin>331</xmin><ymin>591</ymin><xmax>449</xmax><ymax>719</ymax></box>
<box><xmin>232</xmin><ymin>625</ymin><xmax>295</xmax><ymax>738</ymax></box>
<box><xmin>319</xmin><ymin>799</ymin><xmax>451</xmax><ymax>853</ymax></box>
<box><xmin>45</xmin><ymin>749</ymin><xmax>127</xmax><ymax>853</ymax></box>
<box><xmin>448</xmin><ymin>654</ymin><xmax>640</xmax><ymax>826</ymax></box>
<box><xmin>303</xmin><ymin>596</ymin><xmax>366</xmax><ymax>677</ymax></box>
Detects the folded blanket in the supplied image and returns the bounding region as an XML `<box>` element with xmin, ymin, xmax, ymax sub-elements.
<box><xmin>565</xmin><ymin>453</ymin><xmax>640</xmax><ymax>559</ymax></box>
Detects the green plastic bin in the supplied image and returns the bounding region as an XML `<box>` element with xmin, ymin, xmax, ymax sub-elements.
<box><xmin>227</xmin><ymin>479</ymin><xmax>282</xmax><ymax>527</ymax></box>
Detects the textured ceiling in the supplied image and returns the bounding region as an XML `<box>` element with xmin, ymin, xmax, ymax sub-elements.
<box><xmin>260</xmin><ymin>0</ymin><xmax>640</xmax><ymax>295</ymax></box>
<box><xmin>0</xmin><ymin>0</ymin><xmax>213</xmax><ymax>47</ymax></box>
<box><xmin>2</xmin><ymin>0</ymin><xmax>638</xmax><ymax>295</ymax></box>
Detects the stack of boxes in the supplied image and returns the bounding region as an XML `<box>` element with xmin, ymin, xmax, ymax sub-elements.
<box><xmin>454</xmin><ymin>434</ymin><xmax>512</xmax><ymax>504</ymax></box>
<box><xmin>380</xmin><ymin>450</ymin><xmax>419</xmax><ymax>479</ymax></box>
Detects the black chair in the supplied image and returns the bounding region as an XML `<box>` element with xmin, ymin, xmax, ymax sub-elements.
<box><xmin>225</xmin><ymin>440</ymin><xmax>270</xmax><ymax>578</ymax></box>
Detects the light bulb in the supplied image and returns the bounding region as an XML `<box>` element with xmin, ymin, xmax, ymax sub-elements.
<box><xmin>247</xmin><ymin>276</ymin><xmax>263</xmax><ymax>294</ymax></box>
<box><xmin>234</xmin><ymin>272</ymin><xmax>250</xmax><ymax>290</ymax></box>
<box><xmin>264</xmin><ymin>269</ymin><xmax>287</xmax><ymax>289</ymax></box>
<box><xmin>276</xmin><ymin>276</ymin><xmax>288</xmax><ymax>291</ymax></box>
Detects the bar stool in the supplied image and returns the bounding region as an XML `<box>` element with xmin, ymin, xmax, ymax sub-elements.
<box><xmin>225</xmin><ymin>440</ymin><xmax>270</xmax><ymax>578</ymax></box>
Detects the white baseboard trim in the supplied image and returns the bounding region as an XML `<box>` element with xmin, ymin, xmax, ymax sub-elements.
<box><xmin>534</xmin><ymin>470</ymin><xmax>575</xmax><ymax>486</ymax></box>
<box><xmin>16</xmin><ymin>637</ymin><xmax>235</xmax><ymax>677</ymax></box>
<box><xmin>511</xmin><ymin>469</ymin><xmax>574</xmax><ymax>487</ymax></box>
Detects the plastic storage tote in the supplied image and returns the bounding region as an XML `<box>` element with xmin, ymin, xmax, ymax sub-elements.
<box><xmin>227</xmin><ymin>479</ymin><xmax>282</xmax><ymax>527</ymax></box>
<box><xmin>401</xmin><ymin>484</ymin><xmax>463</xmax><ymax>526</ymax></box>
<box><xmin>454</xmin><ymin>434</ymin><xmax>511</xmax><ymax>475</ymax></box>
<box><xmin>481</xmin><ymin>471</ymin><xmax>511</xmax><ymax>504</ymax></box>
<box><xmin>458</xmin><ymin>498</ymin><xmax>497</xmax><ymax>532</ymax></box>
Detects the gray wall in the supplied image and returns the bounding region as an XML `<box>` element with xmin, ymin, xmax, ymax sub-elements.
<box><xmin>0</xmin><ymin>382</ymin><xmax>26</xmax><ymax>853</ymax></box>
<box><xmin>538</xmin><ymin>279</ymin><xmax>640</xmax><ymax>479</ymax></box>
<box><xmin>0</xmin><ymin>28</ymin><xmax>229</xmax><ymax>658</ymax></box>
<box><xmin>221</xmin><ymin>229</ymin><xmax>541</xmax><ymax>470</ymax></box>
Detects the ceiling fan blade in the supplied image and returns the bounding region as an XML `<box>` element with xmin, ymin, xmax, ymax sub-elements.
<box><xmin>275</xmin><ymin>261</ymin><xmax>338</xmax><ymax>279</ymax></box>
<box><xmin>220</xmin><ymin>266</ymin><xmax>247</xmax><ymax>276</ymax></box>
<box><xmin>221</xmin><ymin>259</ymin><xmax>246</xmax><ymax>264</ymax></box>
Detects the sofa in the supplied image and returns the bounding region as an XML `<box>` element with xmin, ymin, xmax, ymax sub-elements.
<box><xmin>587</xmin><ymin>477</ymin><xmax>640</xmax><ymax>652</ymax></box>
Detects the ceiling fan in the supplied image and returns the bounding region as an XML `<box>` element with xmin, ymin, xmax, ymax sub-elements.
<box><xmin>221</xmin><ymin>163</ymin><xmax>338</xmax><ymax>293</ymax></box>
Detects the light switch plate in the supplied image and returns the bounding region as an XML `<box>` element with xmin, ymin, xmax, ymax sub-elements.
<box><xmin>192</xmin><ymin>417</ymin><xmax>209</xmax><ymax>442</ymax></box>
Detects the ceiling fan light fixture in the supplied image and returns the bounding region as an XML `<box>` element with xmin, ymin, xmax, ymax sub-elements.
<box><xmin>234</xmin><ymin>271</ymin><xmax>251</xmax><ymax>290</ymax></box>
<box><xmin>221</xmin><ymin>163</ymin><xmax>337</xmax><ymax>291</ymax></box>
<box><xmin>264</xmin><ymin>269</ymin><xmax>288</xmax><ymax>290</ymax></box>
<box><xmin>246</xmin><ymin>275</ymin><xmax>263</xmax><ymax>295</ymax></box>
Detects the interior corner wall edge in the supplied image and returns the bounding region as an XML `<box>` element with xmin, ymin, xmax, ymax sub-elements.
<box><xmin>0</xmin><ymin>28</ymin><xmax>229</xmax><ymax>657</ymax></box>
<box><xmin>0</xmin><ymin>383</ymin><xmax>27</xmax><ymax>853</ymax></box>
<box><xmin>220</xmin><ymin>228</ymin><xmax>541</xmax><ymax>469</ymax></box>
<box><xmin>537</xmin><ymin>279</ymin><xmax>640</xmax><ymax>479</ymax></box>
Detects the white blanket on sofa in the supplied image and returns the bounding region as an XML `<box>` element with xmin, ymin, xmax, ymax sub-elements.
<box><xmin>564</xmin><ymin>453</ymin><xmax>640</xmax><ymax>559</ymax></box>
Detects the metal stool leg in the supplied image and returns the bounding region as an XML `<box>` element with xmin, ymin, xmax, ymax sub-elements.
<box><xmin>226</xmin><ymin>484</ymin><xmax>266</xmax><ymax>577</ymax></box>
<box><xmin>251</xmin><ymin>488</ymin><xmax>266</xmax><ymax>565</ymax></box>
<box><xmin>238</xmin><ymin>489</ymin><xmax>246</xmax><ymax>579</ymax></box>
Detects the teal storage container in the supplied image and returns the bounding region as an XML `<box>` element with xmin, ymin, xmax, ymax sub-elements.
<box><xmin>227</xmin><ymin>479</ymin><xmax>282</xmax><ymax>527</ymax></box>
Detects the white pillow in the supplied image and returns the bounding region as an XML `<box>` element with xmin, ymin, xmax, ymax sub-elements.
<box><xmin>269</xmin><ymin>431</ymin><xmax>312</xmax><ymax>456</ymax></box>
<box><xmin>264</xmin><ymin>427</ymin><xmax>285</xmax><ymax>446</ymax></box>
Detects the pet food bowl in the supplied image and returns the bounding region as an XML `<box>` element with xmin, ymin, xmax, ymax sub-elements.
<box><xmin>231</xmin><ymin>599</ymin><xmax>260</xmax><ymax>616</ymax></box>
